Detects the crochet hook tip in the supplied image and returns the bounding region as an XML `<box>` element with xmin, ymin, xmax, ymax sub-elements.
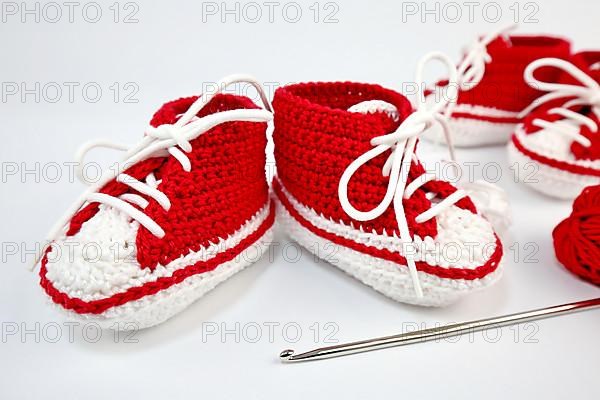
<box><xmin>280</xmin><ymin>348</ymin><xmax>330</xmax><ymax>363</ymax></box>
<box><xmin>279</xmin><ymin>349</ymin><xmax>295</xmax><ymax>362</ymax></box>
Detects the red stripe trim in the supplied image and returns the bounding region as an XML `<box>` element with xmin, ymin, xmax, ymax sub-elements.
<box><xmin>511</xmin><ymin>134</ymin><xmax>600</xmax><ymax>177</ymax></box>
<box><xmin>39</xmin><ymin>203</ymin><xmax>276</xmax><ymax>315</ymax></box>
<box><xmin>451</xmin><ymin>111</ymin><xmax>521</xmax><ymax>124</ymax></box>
<box><xmin>273</xmin><ymin>180</ymin><xmax>502</xmax><ymax>280</ymax></box>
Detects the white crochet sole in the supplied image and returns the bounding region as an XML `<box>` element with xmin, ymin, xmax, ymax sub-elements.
<box><xmin>508</xmin><ymin>140</ymin><xmax>600</xmax><ymax>199</ymax></box>
<box><xmin>274</xmin><ymin>198</ymin><xmax>503</xmax><ymax>307</ymax></box>
<box><xmin>45</xmin><ymin>226</ymin><xmax>274</xmax><ymax>330</ymax></box>
<box><xmin>422</xmin><ymin>116</ymin><xmax>516</xmax><ymax>147</ymax></box>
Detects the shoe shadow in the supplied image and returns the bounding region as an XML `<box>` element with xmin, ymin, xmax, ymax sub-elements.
<box><xmin>72</xmin><ymin>241</ymin><xmax>278</xmax><ymax>354</ymax></box>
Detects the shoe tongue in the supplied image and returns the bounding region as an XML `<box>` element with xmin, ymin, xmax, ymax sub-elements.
<box><xmin>149</xmin><ymin>96</ymin><xmax>200</xmax><ymax>128</ymax></box>
<box><xmin>347</xmin><ymin>100</ymin><xmax>400</xmax><ymax>122</ymax></box>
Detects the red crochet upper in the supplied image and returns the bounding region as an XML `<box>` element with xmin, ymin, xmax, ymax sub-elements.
<box><xmin>66</xmin><ymin>94</ymin><xmax>269</xmax><ymax>269</ymax></box>
<box><xmin>273</xmin><ymin>82</ymin><xmax>476</xmax><ymax>239</ymax></box>
<box><xmin>442</xmin><ymin>35</ymin><xmax>571</xmax><ymax>112</ymax></box>
<box><xmin>523</xmin><ymin>51</ymin><xmax>600</xmax><ymax>161</ymax></box>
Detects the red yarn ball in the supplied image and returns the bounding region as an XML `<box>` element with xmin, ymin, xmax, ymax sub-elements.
<box><xmin>553</xmin><ymin>185</ymin><xmax>600</xmax><ymax>285</ymax></box>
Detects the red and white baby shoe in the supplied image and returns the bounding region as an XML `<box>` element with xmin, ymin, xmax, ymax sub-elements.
<box><xmin>273</xmin><ymin>54</ymin><xmax>504</xmax><ymax>306</ymax></box>
<box><xmin>35</xmin><ymin>76</ymin><xmax>275</xmax><ymax>329</ymax></box>
<box><xmin>509</xmin><ymin>53</ymin><xmax>600</xmax><ymax>198</ymax></box>
<box><xmin>423</xmin><ymin>24</ymin><xmax>571</xmax><ymax>147</ymax></box>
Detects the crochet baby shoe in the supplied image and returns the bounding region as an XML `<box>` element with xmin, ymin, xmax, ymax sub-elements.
<box><xmin>509</xmin><ymin>53</ymin><xmax>600</xmax><ymax>199</ymax></box>
<box><xmin>35</xmin><ymin>75</ymin><xmax>275</xmax><ymax>329</ymax></box>
<box><xmin>273</xmin><ymin>54</ymin><xmax>504</xmax><ymax>306</ymax></box>
<box><xmin>423</xmin><ymin>24</ymin><xmax>571</xmax><ymax>147</ymax></box>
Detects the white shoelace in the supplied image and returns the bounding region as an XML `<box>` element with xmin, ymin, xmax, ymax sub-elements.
<box><xmin>454</xmin><ymin>23</ymin><xmax>518</xmax><ymax>93</ymax></box>
<box><xmin>518</xmin><ymin>58</ymin><xmax>600</xmax><ymax>147</ymax></box>
<box><xmin>33</xmin><ymin>74</ymin><xmax>273</xmax><ymax>268</ymax></box>
<box><xmin>427</xmin><ymin>23</ymin><xmax>516</xmax><ymax>135</ymax></box>
<box><xmin>338</xmin><ymin>52</ymin><xmax>467</xmax><ymax>298</ymax></box>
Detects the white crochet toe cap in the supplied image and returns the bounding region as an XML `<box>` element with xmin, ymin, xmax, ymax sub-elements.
<box><xmin>44</xmin><ymin>205</ymin><xmax>145</xmax><ymax>302</ymax></box>
<box><xmin>514</xmin><ymin>125</ymin><xmax>600</xmax><ymax>169</ymax></box>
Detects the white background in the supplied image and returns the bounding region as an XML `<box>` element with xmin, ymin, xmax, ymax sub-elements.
<box><xmin>1</xmin><ymin>0</ymin><xmax>600</xmax><ymax>399</ymax></box>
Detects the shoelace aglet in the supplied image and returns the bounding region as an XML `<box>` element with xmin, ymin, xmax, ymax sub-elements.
<box><xmin>407</xmin><ymin>257</ymin><xmax>424</xmax><ymax>298</ymax></box>
<box><xmin>414</xmin><ymin>281</ymin><xmax>424</xmax><ymax>298</ymax></box>
<box><xmin>29</xmin><ymin>248</ymin><xmax>45</xmax><ymax>272</ymax></box>
<box><xmin>28</xmin><ymin>259</ymin><xmax>39</xmax><ymax>272</ymax></box>
<box><xmin>279</xmin><ymin>297</ymin><xmax>600</xmax><ymax>363</ymax></box>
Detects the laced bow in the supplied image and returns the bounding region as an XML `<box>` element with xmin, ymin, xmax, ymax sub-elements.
<box><xmin>32</xmin><ymin>74</ymin><xmax>273</xmax><ymax>268</ymax></box>
<box><xmin>338</xmin><ymin>52</ymin><xmax>467</xmax><ymax>298</ymax></box>
<box><xmin>518</xmin><ymin>58</ymin><xmax>600</xmax><ymax>147</ymax></box>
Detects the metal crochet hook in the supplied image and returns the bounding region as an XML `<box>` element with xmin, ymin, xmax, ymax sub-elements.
<box><xmin>279</xmin><ymin>297</ymin><xmax>600</xmax><ymax>363</ymax></box>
